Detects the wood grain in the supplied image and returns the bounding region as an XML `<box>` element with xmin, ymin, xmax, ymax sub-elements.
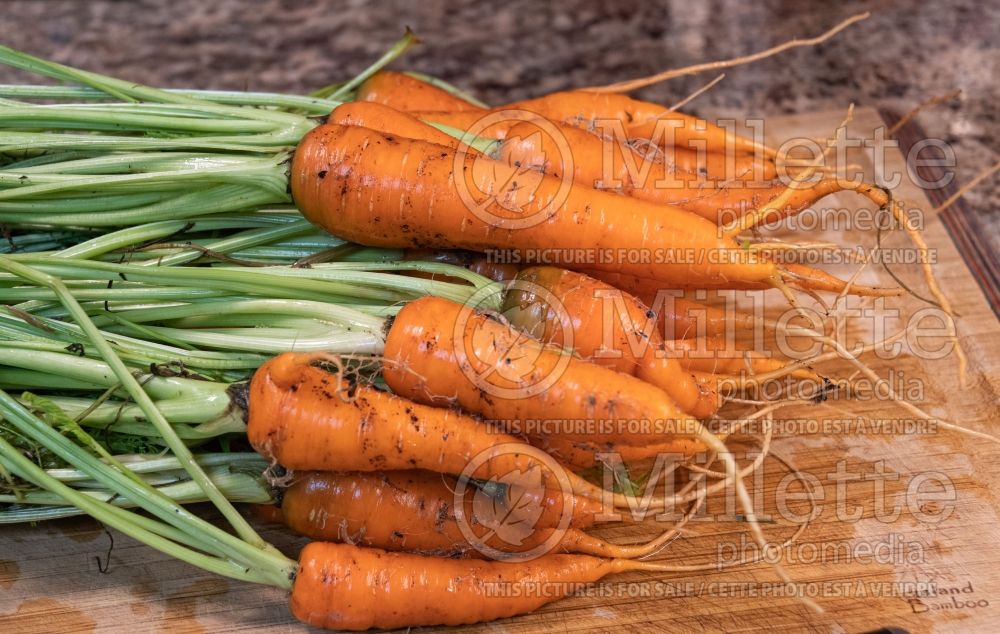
<box><xmin>1</xmin><ymin>107</ymin><xmax>998</xmax><ymax>633</ymax></box>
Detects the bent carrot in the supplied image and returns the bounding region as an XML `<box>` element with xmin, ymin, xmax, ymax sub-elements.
<box><xmin>382</xmin><ymin>296</ymin><xmax>705</xmax><ymax>447</ymax></box>
<box><xmin>247</xmin><ymin>351</ymin><xmax>648</xmax><ymax>508</ymax></box>
<box><xmin>283</xmin><ymin>470</ymin><xmax>600</xmax><ymax>534</ymax></box>
<box><xmin>291</xmin><ymin>542</ymin><xmax>693</xmax><ymax>630</ymax></box>
<box><xmin>249</xmin><ymin>352</ymin><xmax>565</xmax><ymax>486</ymax></box>
<box><xmin>357</xmin><ymin>70</ymin><xmax>484</xmax><ymax>112</ymax></box>
<box><xmin>531</xmin><ymin>434</ymin><xmax>704</xmax><ymax>472</ymax></box>
<box><xmin>280</xmin><ymin>470</ymin><xmax>665</xmax><ymax>559</ymax></box>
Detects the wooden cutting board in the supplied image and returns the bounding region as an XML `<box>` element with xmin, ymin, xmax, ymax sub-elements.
<box><xmin>1</xmin><ymin>107</ymin><xmax>998</xmax><ymax>633</ymax></box>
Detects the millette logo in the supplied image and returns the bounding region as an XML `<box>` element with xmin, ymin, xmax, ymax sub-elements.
<box><xmin>452</xmin><ymin>109</ymin><xmax>576</xmax><ymax>231</ymax></box>
<box><xmin>454</xmin><ymin>442</ymin><xmax>576</xmax><ymax>561</ymax></box>
<box><xmin>452</xmin><ymin>279</ymin><xmax>574</xmax><ymax>400</ymax></box>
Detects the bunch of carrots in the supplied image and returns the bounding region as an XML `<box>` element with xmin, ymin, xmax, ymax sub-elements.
<box><xmin>0</xmin><ymin>13</ymin><xmax>983</xmax><ymax>630</ymax></box>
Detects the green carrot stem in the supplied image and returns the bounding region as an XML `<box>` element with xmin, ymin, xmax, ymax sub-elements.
<box><xmin>0</xmin><ymin>439</ymin><xmax>295</xmax><ymax>587</ymax></box>
<box><xmin>0</xmin><ymin>451</ymin><xmax>229</xmax><ymax>556</ymax></box>
<box><xmin>43</xmin><ymin>453</ymin><xmax>267</xmax><ymax>483</ymax></box>
<box><xmin>0</xmin><ymin>368</ymin><xmax>104</xmax><ymax>391</ymax></box>
<box><xmin>315</xmin><ymin>29</ymin><xmax>418</xmax><ymax>100</ymax></box>
<box><xmin>0</xmin><ymin>257</ymin><xmax>268</xmax><ymax>548</ymax></box>
<box><xmin>0</xmin><ymin>348</ymin><xmax>229</xmax><ymax>400</ymax></box>
<box><xmin>0</xmin><ymin>84</ymin><xmax>340</xmax><ymax>114</ymax></box>
<box><xmin>133</xmin><ymin>221</ymin><xmax>318</xmax><ymax>268</ymax></box>
<box><xmin>0</xmin><ymin>467</ymin><xmax>272</xmax><ymax>509</ymax></box>
<box><xmin>0</xmin><ymin>386</ymin><xmax>296</xmax><ymax>578</ymax></box>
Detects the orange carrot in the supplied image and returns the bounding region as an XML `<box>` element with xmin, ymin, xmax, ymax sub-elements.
<box><xmin>249</xmin><ymin>352</ymin><xmax>565</xmax><ymax>485</ymax></box>
<box><xmin>502</xmin><ymin>91</ymin><xmax>769</xmax><ymax>156</ymax></box>
<box><xmin>292</xmin><ymin>123</ymin><xmax>819</xmax><ymax>291</ymax></box>
<box><xmin>247</xmin><ymin>503</ymin><xmax>285</xmax><ymax>525</ymax></box>
<box><xmin>504</xmin><ymin>265</ymin><xmax>756</xmax><ymax>341</ymax></box>
<box><xmin>357</xmin><ymin>70</ymin><xmax>484</xmax><ymax>112</ymax></box>
<box><xmin>502</xmin><ymin>266</ymin><xmax>716</xmax><ymax>418</ymax></box>
<box><xmin>498</xmin><ymin>120</ymin><xmax>888</xmax><ymax>224</ymax></box>
<box><xmin>291</xmin><ymin>542</ymin><xmax>691</xmax><ymax>630</ymax></box>
<box><xmin>401</xmin><ymin>251</ymin><xmax>748</xmax><ymax>341</ymax></box>
<box><xmin>414</xmin><ymin>99</ymin><xmax>767</xmax><ymax>164</ymax></box>
<box><xmin>328</xmin><ymin>101</ymin><xmax>470</xmax><ymax>149</ymax></box>
<box><xmin>500</xmin><ymin>118</ymin><xmax>777</xmax><ymax>186</ymax></box>
<box><xmin>382</xmin><ymin>296</ymin><xmax>705</xmax><ymax>447</ymax></box>
<box><xmin>283</xmin><ymin>470</ymin><xmax>601</xmax><ymax>533</ymax></box>
<box><xmin>247</xmin><ymin>351</ymin><xmax>649</xmax><ymax>507</ymax></box>
<box><xmin>280</xmin><ymin>470</ymin><xmax>664</xmax><ymax>559</ymax></box>
<box><xmin>667</xmin><ymin>336</ymin><xmax>821</xmax><ymax>381</ymax></box>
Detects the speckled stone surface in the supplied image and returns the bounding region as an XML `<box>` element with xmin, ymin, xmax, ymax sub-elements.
<box><xmin>0</xmin><ymin>0</ymin><xmax>995</xmax><ymax>251</ymax></box>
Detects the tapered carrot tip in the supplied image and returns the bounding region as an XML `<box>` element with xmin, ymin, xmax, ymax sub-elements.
<box><xmin>782</xmin><ymin>264</ymin><xmax>905</xmax><ymax>297</ymax></box>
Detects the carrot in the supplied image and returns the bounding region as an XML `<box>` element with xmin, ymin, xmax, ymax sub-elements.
<box><xmin>502</xmin><ymin>266</ymin><xmax>716</xmax><ymax>418</ymax></box>
<box><xmin>509</xmin><ymin>269</ymin><xmax>754</xmax><ymax>341</ymax></box>
<box><xmin>250</xmin><ymin>353</ymin><xmax>562</xmax><ymax>485</ymax></box>
<box><xmin>501</xmin><ymin>90</ymin><xmax>770</xmax><ymax>156</ymax></box>
<box><xmin>282</xmin><ymin>470</ymin><xmax>600</xmax><ymax>534</ymax></box>
<box><xmin>498</xmin><ymin>120</ymin><xmax>890</xmax><ymax>224</ymax></box>
<box><xmin>531</xmin><ymin>434</ymin><xmax>706</xmax><ymax>471</ymax></box>
<box><xmin>401</xmin><ymin>251</ymin><xmax>746</xmax><ymax>341</ymax></box>
<box><xmin>381</xmin><ymin>296</ymin><xmax>704</xmax><ymax>447</ymax></box>
<box><xmin>777</xmin><ymin>262</ymin><xmax>902</xmax><ymax>296</ymax></box>
<box><xmin>660</xmin><ymin>296</ymin><xmax>756</xmax><ymax>340</ymax></box>
<box><xmin>500</xmin><ymin>118</ymin><xmax>777</xmax><ymax>186</ymax></box>
<box><xmin>414</xmin><ymin>98</ymin><xmax>768</xmax><ymax>163</ymax></box>
<box><xmin>667</xmin><ymin>336</ymin><xmax>822</xmax><ymax>381</ymax></box>
<box><xmin>664</xmin><ymin>178</ymin><xmax>888</xmax><ymax>225</ymax></box>
<box><xmin>357</xmin><ymin>70</ymin><xmax>484</xmax><ymax>112</ymax></box>
<box><xmin>248</xmin><ymin>503</ymin><xmax>286</xmax><ymax>525</ymax></box>
<box><xmin>280</xmin><ymin>470</ymin><xmax>668</xmax><ymax>559</ymax></box>
<box><xmin>292</xmin><ymin>123</ymin><xmax>852</xmax><ymax>293</ymax></box>
<box><xmin>328</xmin><ymin>101</ymin><xmax>471</xmax><ymax>149</ymax></box>
<box><xmin>410</xmin><ymin>109</ymin><xmax>524</xmax><ymax>139</ymax></box>
<box><xmin>291</xmin><ymin>541</ymin><xmax>694</xmax><ymax>630</ymax></box>
<box><xmin>580</xmin><ymin>263</ymin><xmax>901</xmax><ymax>298</ymax></box>
<box><xmin>247</xmin><ymin>351</ymin><xmax>646</xmax><ymax>507</ymax></box>
<box><xmin>638</xmin><ymin>353</ymin><xmax>721</xmax><ymax>419</ymax></box>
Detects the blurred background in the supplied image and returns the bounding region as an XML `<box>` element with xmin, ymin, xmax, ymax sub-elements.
<box><xmin>0</xmin><ymin>0</ymin><xmax>996</xmax><ymax>246</ymax></box>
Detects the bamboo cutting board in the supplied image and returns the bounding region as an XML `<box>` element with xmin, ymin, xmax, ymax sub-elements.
<box><xmin>1</xmin><ymin>107</ymin><xmax>998</xmax><ymax>633</ymax></box>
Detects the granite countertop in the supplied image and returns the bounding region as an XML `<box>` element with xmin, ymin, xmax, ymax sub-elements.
<box><xmin>1</xmin><ymin>0</ymin><xmax>996</xmax><ymax>253</ymax></box>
